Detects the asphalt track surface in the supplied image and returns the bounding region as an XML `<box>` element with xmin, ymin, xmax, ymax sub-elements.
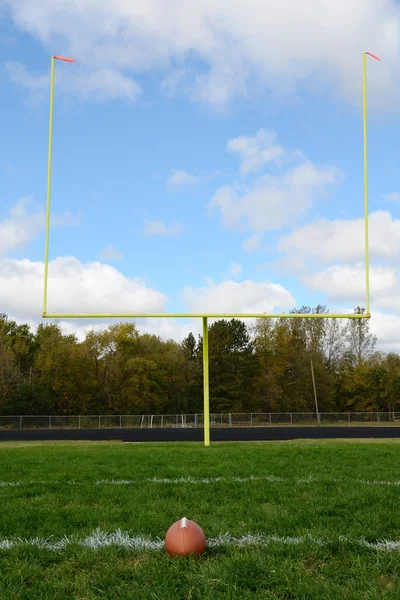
<box><xmin>1</xmin><ymin>427</ymin><xmax>400</xmax><ymax>442</ymax></box>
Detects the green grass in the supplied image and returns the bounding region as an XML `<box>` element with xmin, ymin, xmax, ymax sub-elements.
<box><xmin>0</xmin><ymin>440</ymin><xmax>400</xmax><ymax>598</ymax></box>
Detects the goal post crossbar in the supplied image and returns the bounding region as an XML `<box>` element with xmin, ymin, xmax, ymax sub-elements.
<box><xmin>42</xmin><ymin>312</ymin><xmax>370</xmax><ymax>319</ymax></box>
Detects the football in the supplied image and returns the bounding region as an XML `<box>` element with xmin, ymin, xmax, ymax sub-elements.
<box><xmin>165</xmin><ymin>517</ymin><xmax>206</xmax><ymax>556</ymax></box>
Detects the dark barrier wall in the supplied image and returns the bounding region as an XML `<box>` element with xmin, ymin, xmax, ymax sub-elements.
<box><xmin>2</xmin><ymin>427</ymin><xmax>400</xmax><ymax>442</ymax></box>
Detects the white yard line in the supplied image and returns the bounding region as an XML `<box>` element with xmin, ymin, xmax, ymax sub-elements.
<box><xmin>95</xmin><ymin>474</ymin><xmax>400</xmax><ymax>487</ymax></box>
<box><xmin>1</xmin><ymin>474</ymin><xmax>400</xmax><ymax>488</ymax></box>
<box><xmin>96</xmin><ymin>475</ymin><xmax>286</xmax><ymax>485</ymax></box>
<box><xmin>0</xmin><ymin>528</ymin><xmax>400</xmax><ymax>553</ymax></box>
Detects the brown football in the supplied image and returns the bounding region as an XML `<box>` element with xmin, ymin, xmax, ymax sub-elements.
<box><xmin>165</xmin><ymin>517</ymin><xmax>206</xmax><ymax>556</ymax></box>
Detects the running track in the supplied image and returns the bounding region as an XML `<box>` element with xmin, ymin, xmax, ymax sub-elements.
<box><xmin>1</xmin><ymin>427</ymin><xmax>400</xmax><ymax>442</ymax></box>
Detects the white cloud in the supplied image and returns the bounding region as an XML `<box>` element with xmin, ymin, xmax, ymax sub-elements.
<box><xmin>278</xmin><ymin>211</ymin><xmax>400</xmax><ymax>315</ymax></box>
<box><xmin>370</xmin><ymin>312</ymin><xmax>400</xmax><ymax>352</ymax></box>
<box><xmin>279</xmin><ymin>211</ymin><xmax>400</xmax><ymax>264</ymax></box>
<box><xmin>0</xmin><ymin>198</ymin><xmax>80</xmax><ymax>256</ymax></box>
<box><xmin>183</xmin><ymin>279</ymin><xmax>296</xmax><ymax>314</ymax></box>
<box><xmin>193</xmin><ymin>62</ymin><xmax>248</xmax><ymax>107</ymax></box>
<box><xmin>35</xmin><ymin>317</ymin><xmax>198</xmax><ymax>344</ymax></box>
<box><xmin>1</xmin><ymin>256</ymin><xmax>197</xmax><ymax>344</ymax></box>
<box><xmin>162</xmin><ymin>68</ymin><xmax>188</xmax><ymax>96</ymax></box>
<box><xmin>8</xmin><ymin>306</ymin><xmax>400</xmax><ymax>353</ymax></box>
<box><xmin>210</xmin><ymin>160</ymin><xmax>341</xmax><ymax>233</ymax></box>
<box><xmin>384</xmin><ymin>192</ymin><xmax>400</xmax><ymax>202</ymax></box>
<box><xmin>4</xmin><ymin>251</ymin><xmax>400</xmax><ymax>352</ymax></box>
<box><xmin>137</xmin><ymin>318</ymin><xmax>201</xmax><ymax>343</ymax></box>
<box><xmin>242</xmin><ymin>234</ymin><xmax>262</xmax><ymax>252</ymax></box>
<box><xmin>276</xmin><ymin>209</ymin><xmax>400</xmax><ymax>326</ymax></box>
<box><xmin>5</xmin><ymin>61</ymin><xmax>141</xmax><ymax>104</ymax></box>
<box><xmin>4</xmin><ymin>0</ymin><xmax>400</xmax><ymax>108</ymax></box>
<box><xmin>167</xmin><ymin>170</ymin><xmax>199</xmax><ymax>188</ymax></box>
<box><xmin>0</xmin><ymin>198</ymin><xmax>43</xmax><ymax>256</ymax></box>
<box><xmin>4</xmin><ymin>62</ymin><xmax>48</xmax><ymax>104</ymax></box>
<box><xmin>0</xmin><ymin>256</ymin><xmax>167</xmax><ymax>321</ymax></box>
<box><xmin>303</xmin><ymin>263</ymin><xmax>397</xmax><ymax>303</ymax></box>
<box><xmin>228</xmin><ymin>129</ymin><xmax>284</xmax><ymax>175</ymax></box>
<box><xmin>144</xmin><ymin>220</ymin><xmax>184</xmax><ymax>237</ymax></box>
<box><xmin>99</xmin><ymin>245</ymin><xmax>124</xmax><ymax>261</ymax></box>
<box><xmin>227</xmin><ymin>262</ymin><xmax>242</xmax><ymax>277</ymax></box>
<box><xmin>65</xmin><ymin>67</ymin><xmax>141</xmax><ymax>102</ymax></box>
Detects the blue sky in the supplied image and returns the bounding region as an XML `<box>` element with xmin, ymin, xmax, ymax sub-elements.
<box><xmin>1</xmin><ymin>0</ymin><xmax>400</xmax><ymax>348</ymax></box>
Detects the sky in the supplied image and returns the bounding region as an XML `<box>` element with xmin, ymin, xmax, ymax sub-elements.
<box><xmin>1</xmin><ymin>0</ymin><xmax>400</xmax><ymax>350</ymax></box>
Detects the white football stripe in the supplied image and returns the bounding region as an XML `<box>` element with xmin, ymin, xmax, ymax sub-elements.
<box><xmin>0</xmin><ymin>474</ymin><xmax>400</xmax><ymax>488</ymax></box>
<box><xmin>0</xmin><ymin>529</ymin><xmax>400</xmax><ymax>553</ymax></box>
<box><xmin>81</xmin><ymin>529</ymin><xmax>164</xmax><ymax>551</ymax></box>
<box><xmin>96</xmin><ymin>475</ymin><xmax>400</xmax><ymax>487</ymax></box>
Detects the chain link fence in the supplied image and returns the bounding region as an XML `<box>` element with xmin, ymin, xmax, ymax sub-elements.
<box><xmin>0</xmin><ymin>412</ymin><xmax>399</xmax><ymax>430</ymax></box>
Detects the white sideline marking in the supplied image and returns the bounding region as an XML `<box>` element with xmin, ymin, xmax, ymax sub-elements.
<box><xmin>147</xmin><ymin>477</ymin><xmax>224</xmax><ymax>484</ymax></box>
<box><xmin>95</xmin><ymin>475</ymin><xmax>400</xmax><ymax>487</ymax></box>
<box><xmin>0</xmin><ymin>481</ymin><xmax>22</xmax><ymax>487</ymax></box>
<box><xmin>96</xmin><ymin>479</ymin><xmax>135</xmax><ymax>485</ymax></box>
<box><xmin>81</xmin><ymin>529</ymin><xmax>164</xmax><ymax>551</ymax></box>
<box><xmin>0</xmin><ymin>536</ymin><xmax>70</xmax><ymax>551</ymax></box>
<box><xmin>0</xmin><ymin>528</ymin><xmax>400</xmax><ymax>553</ymax></box>
<box><xmin>2</xmin><ymin>475</ymin><xmax>400</xmax><ymax>488</ymax></box>
<box><xmin>360</xmin><ymin>479</ymin><xmax>400</xmax><ymax>487</ymax></box>
<box><xmin>96</xmin><ymin>475</ymin><xmax>283</xmax><ymax>485</ymax></box>
<box><xmin>207</xmin><ymin>532</ymin><xmax>326</xmax><ymax>548</ymax></box>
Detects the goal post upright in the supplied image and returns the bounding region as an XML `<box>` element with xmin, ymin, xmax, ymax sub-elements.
<box><xmin>202</xmin><ymin>317</ymin><xmax>210</xmax><ymax>447</ymax></box>
<box><xmin>43</xmin><ymin>55</ymin><xmax>55</xmax><ymax>317</ymax></box>
<box><xmin>42</xmin><ymin>53</ymin><xmax>379</xmax><ymax>446</ymax></box>
<box><xmin>363</xmin><ymin>51</ymin><xmax>380</xmax><ymax>317</ymax></box>
<box><xmin>43</xmin><ymin>55</ymin><xmax>75</xmax><ymax>317</ymax></box>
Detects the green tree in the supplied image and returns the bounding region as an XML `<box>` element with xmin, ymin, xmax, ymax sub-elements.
<box><xmin>202</xmin><ymin>319</ymin><xmax>258</xmax><ymax>412</ymax></box>
<box><xmin>254</xmin><ymin>319</ymin><xmax>290</xmax><ymax>411</ymax></box>
<box><xmin>283</xmin><ymin>307</ymin><xmax>335</xmax><ymax>412</ymax></box>
<box><xmin>180</xmin><ymin>333</ymin><xmax>203</xmax><ymax>412</ymax></box>
<box><xmin>34</xmin><ymin>323</ymin><xmax>85</xmax><ymax>414</ymax></box>
<box><xmin>346</xmin><ymin>307</ymin><xmax>377</xmax><ymax>364</ymax></box>
<box><xmin>381</xmin><ymin>353</ymin><xmax>400</xmax><ymax>418</ymax></box>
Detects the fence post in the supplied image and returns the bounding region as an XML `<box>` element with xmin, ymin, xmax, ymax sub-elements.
<box><xmin>49</xmin><ymin>416</ymin><xmax>51</xmax><ymax>429</ymax></box>
<box><xmin>377</xmin><ymin>412</ymin><xmax>380</xmax><ymax>427</ymax></box>
<box><xmin>99</xmin><ymin>416</ymin><xmax>101</xmax><ymax>428</ymax></box>
<box><xmin>161</xmin><ymin>415</ymin><xmax>164</xmax><ymax>428</ymax></box>
<box><xmin>229</xmin><ymin>413</ymin><xmax>232</xmax><ymax>428</ymax></box>
<box><xmin>290</xmin><ymin>412</ymin><xmax>293</xmax><ymax>427</ymax></box>
<box><xmin>269</xmin><ymin>413</ymin><xmax>272</xmax><ymax>426</ymax></box>
<box><xmin>119</xmin><ymin>415</ymin><xmax>122</xmax><ymax>428</ymax></box>
<box><xmin>19</xmin><ymin>416</ymin><xmax>22</xmax><ymax>430</ymax></box>
<box><xmin>348</xmin><ymin>412</ymin><xmax>351</xmax><ymax>427</ymax></box>
<box><xmin>194</xmin><ymin>414</ymin><xmax>197</xmax><ymax>428</ymax></box>
<box><xmin>78</xmin><ymin>416</ymin><xmax>81</xmax><ymax>430</ymax></box>
<box><xmin>250</xmin><ymin>413</ymin><xmax>253</xmax><ymax>427</ymax></box>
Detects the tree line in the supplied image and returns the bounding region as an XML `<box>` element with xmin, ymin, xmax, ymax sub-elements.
<box><xmin>0</xmin><ymin>307</ymin><xmax>399</xmax><ymax>416</ymax></box>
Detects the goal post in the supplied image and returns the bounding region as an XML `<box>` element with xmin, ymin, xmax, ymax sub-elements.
<box><xmin>42</xmin><ymin>53</ymin><xmax>379</xmax><ymax>445</ymax></box>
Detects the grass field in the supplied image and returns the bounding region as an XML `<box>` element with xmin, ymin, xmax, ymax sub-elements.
<box><xmin>0</xmin><ymin>440</ymin><xmax>400</xmax><ymax>599</ymax></box>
